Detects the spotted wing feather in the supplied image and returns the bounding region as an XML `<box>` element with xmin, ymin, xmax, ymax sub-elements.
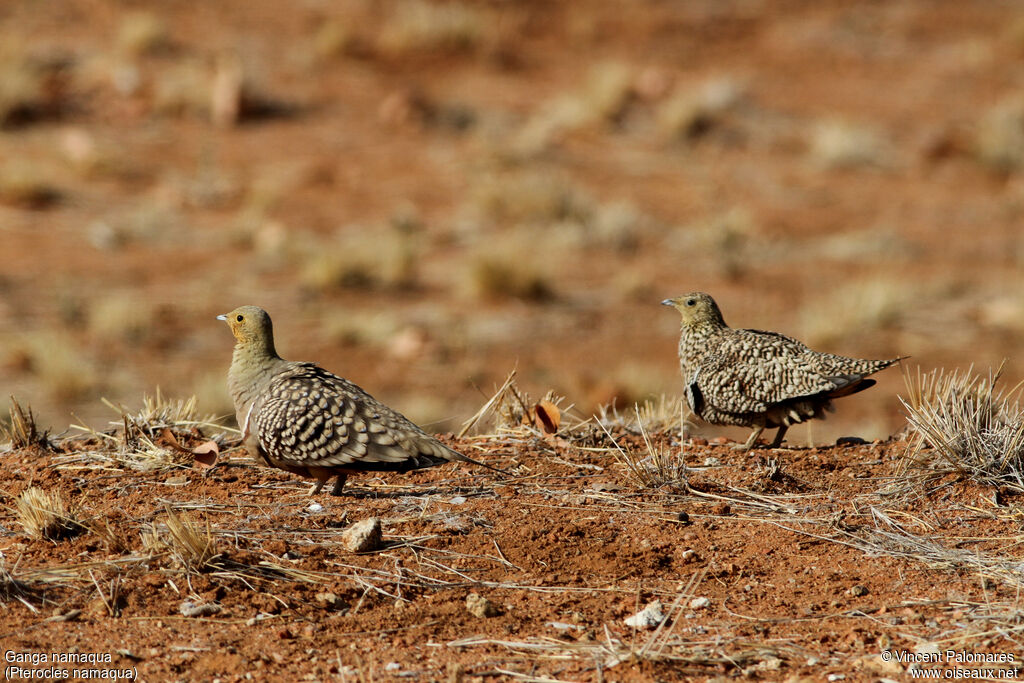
<box><xmin>695</xmin><ymin>329</ymin><xmax>893</xmax><ymax>415</ymax></box>
<box><xmin>251</xmin><ymin>363</ymin><xmax>461</xmax><ymax>472</ymax></box>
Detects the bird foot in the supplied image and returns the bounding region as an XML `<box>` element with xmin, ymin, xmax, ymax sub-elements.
<box><xmin>329</xmin><ymin>474</ymin><xmax>348</xmax><ymax>497</ymax></box>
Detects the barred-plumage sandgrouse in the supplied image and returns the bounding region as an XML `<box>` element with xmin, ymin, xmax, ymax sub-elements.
<box><xmin>662</xmin><ymin>293</ymin><xmax>900</xmax><ymax>451</ymax></box>
<box><xmin>219</xmin><ymin>305</ymin><xmax>503</xmax><ymax>495</ymax></box>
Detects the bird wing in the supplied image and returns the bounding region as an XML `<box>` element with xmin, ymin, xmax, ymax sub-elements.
<box><xmin>696</xmin><ymin>329</ymin><xmax>854</xmax><ymax>414</ymax></box>
<box><xmin>251</xmin><ymin>363</ymin><xmax>456</xmax><ymax>468</ymax></box>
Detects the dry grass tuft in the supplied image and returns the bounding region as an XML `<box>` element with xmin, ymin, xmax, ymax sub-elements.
<box><xmin>809</xmin><ymin>119</ymin><xmax>886</xmax><ymax>169</ymax></box>
<box><xmin>69</xmin><ymin>391</ymin><xmax>228</xmax><ymax>472</ymax></box>
<box><xmin>2</xmin><ymin>396</ymin><xmax>49</xmax><ymax>450</ymax></box>
<box><xmin>377</xmin><ymin>1</ymin><xmax>485</xmax><ymax>57</ymax></box>
<box><xmin>116</xmin><ymin>12</ymin><xmax>171</xmax><ymax>57</ymax></box>
<box><xmin>602</xmin><ymin>407</ymin><xmax>688</xmax><ymax>491</ymax></box>
<box><xmin>459</xmin><ymin>370</ymin><xmax>579</xmax><ymax>439</ymax></box>
<box><xmin>657</xmin><ymin>77</ymin><xmax>745</xmax><ymax>140</ymax></box>
<box><xmin>87</xmin><ymin>293</ymin><xmax>154</xmax><ymax>342</ymax></box>
<box><xmin>299</xmin><ymin>223</ymin><xmax>422</xmax><ymax>293</ymax></box>
<box><xmin>0</xmin><ymin>162</ymin><xmax>61</xmax><ymax>209</ymax></box>
<box><xmin>160</xmin><ymin>505</ymin><xmax>221</xmax><ymax>570</ymax></box>
<box><xmin>15</xmin><ymin>332</ymin><xmax>98</xmax><ymax>402</ymax></box>
<box><xmin>900</xmin><ymin>363</ymin><xmax>1024</xmax><ymax>489</ymax></box>
<box><xmin>597</xmin><ymin>395</ymin><xmax>690</xmax><ymax>437</ymax></box>
<box><xmin>15</xmin><ymin>487</ymin><xmax>79</xmax><ymax>541</ymax></box>
<box><xmin>798</xmin><ymin>276</ymin><xmax>917</xmax><ymax>348</ymax></box>
<box><xmin>975</xmin><ymin>96</ymin><xmax>1024</xmax><ymax>172</ymax></box>
<box><xmin>463</xmin><ymin>252</ymin><xmax>554</xmax><ymax>303</ymax></box>
<box><xmin>0</xmin><ymin>39</ymin><xmax>68</xmax><ymax>129</ymax></box>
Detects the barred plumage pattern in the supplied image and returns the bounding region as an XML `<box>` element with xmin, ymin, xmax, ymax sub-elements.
<box><xmin>220</xmin><ymin>305</ymin><xmax>498</xmax><ymax>495</ymax></box>
<box><xmin>662</xmin><ymin>293</ymin><xmax>900</xmax><ymax>450</ymax></box>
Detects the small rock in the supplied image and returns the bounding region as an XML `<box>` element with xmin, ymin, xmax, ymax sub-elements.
<box><xmin>676</xmin><ymin>511</ymin><xmax>690</xmax><ymax>523</ymax></box>
<box><xmin>307</xmin><ymin>502</ymin><xmax>324</xmax><ymax>513</ymax></box>
<box><xmin>315</xmin><ymin>592</ymin><xmax>346</xmax><ymax>611</ymax></box>
<box><xmin>384</xmin><ymin>663</ymin><xmax>401</xmax><ymax>672</ymax></box>
<box><xmin>624</xmin><ymin>600</ymin><xmax>665</xmax><ymax>629</ymax></box>
<box><xmin>689</xmin><ymin>596</ymin><xmax>710</xmax><ymax>609</ymax></box>
<box><xmin>465</xmin><ymin>593</ymin><xmax>499</xmax><ymax>618</ymax></box>
<box><xmin>448</xmin><ymin>496</ymin><xmax>467</xmax><ymax>505</ymax></box>
<box><xmin>342</xmin><ymin>517</ymin><xmax>382</xmax><ymax>553</ymax></box>
<box><xmin>827</xmin><ymin>675</ymin><xmax>845</xmax><ymax>682</ymax></box>
<box><xmin>848</xmin><ymin>585</ymin><xmax>869</xmax><ymax>597</ymax></box>
<box><xmin>546</xmin><ymin>621</ymin><xmax>582</xmax><ymax>632</ymax></box>
<box><xmin>681</xmin><ymin>549</ymin><xmax>697</xmax><ymax>562</ymax></box>
<box><xmin>179</xmin><ymin>600</ymin><xmax>221</xmax><ymax>618</ymax></box>
<box><xmin>703</xmin><ymin>456</ymin><xmax>722</xmax><ymax>467</ymax></box>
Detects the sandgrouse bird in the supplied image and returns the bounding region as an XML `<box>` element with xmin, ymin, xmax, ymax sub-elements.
<box><xmin>219</xmin><ymin>305</ymin><xmax>503</xmax><ymax>495</ymax></box>
<box><xmin>662</xmin><ymin>293</ymin><xmax>900</xmax><ymax>451</ymax></box>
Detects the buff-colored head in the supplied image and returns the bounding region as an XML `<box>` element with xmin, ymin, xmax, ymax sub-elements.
<box><xmin>217</xmin><ymin>305</ymin><xmax>276</xmax><ymax>348</ymax></box>
<box><xmin>661</xmin><ymin>292</ymin><xmax>727</xmax><ymax>327</ymax></box>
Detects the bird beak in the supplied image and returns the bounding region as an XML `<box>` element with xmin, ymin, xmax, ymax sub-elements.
<box><xmin>660</xmin><ymin>298</ymin><xmax>676</xmax><ymax>307</ymax></box>
<box><xmin>216</xmin><ymin>314</ymin><xmax>227</xmax><ymax>321</ymax></box>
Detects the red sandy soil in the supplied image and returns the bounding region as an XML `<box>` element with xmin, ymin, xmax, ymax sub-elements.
<box><xmin>1</xmin><ymin>420</ymin><xmax>1021</xmax><ymax>682</ymax></box>
<box><xmin>1</xmin><ymin>0</ymin><xmax>1024</xmax><ymax>446</ymax></box>
<box><xmin>3</xmin><ymin>1</ymin><xmax>1024</xmax><ymax>679</ymax></box>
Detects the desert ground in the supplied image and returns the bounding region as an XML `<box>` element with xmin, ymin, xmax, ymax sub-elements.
<box><xmin>2</xmin><ymin>0</ymin><xmax>1024</xmax><ymax>680</ymax></box>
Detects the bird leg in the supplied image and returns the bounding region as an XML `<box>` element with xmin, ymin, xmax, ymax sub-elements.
<box><xmin>309</xmin><ymin>476</ymin><xmax>330</xmax><ymax>496</ymax></box>
<box><xmin>330</xmin><ymin>473</ymin><xmax>348</xmax><ymax>497</ymax></box>
<box><xmin>732</xmin><ymin>425</ymin><xmax>764</xmax><ymax>452</ymax></box>
<box><xmin>769</xmin><ymin>425</ymin><xmax>789</xmax><ymax>449</ymax></box>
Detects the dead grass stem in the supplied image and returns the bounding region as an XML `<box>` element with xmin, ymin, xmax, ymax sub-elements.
<box><xmin>899</xmin><ymin>363</ymin><xmax>1024</xmax><ymax>489</ymax></box>
<box><xmin>2</xmin><ymin>396</ymin><xmax>49</xmax><ymax>450</ymax></box>
<box><xmin>602</xmin><ymin>407</ymin><xmax>688</xmax><ymax>491</ymax></box>
<box><xmin>14</xmin><ymin>487</ymin><xmax>78</xmax><ymax>541</ymax></box>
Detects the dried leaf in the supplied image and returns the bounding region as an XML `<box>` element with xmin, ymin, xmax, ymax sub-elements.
<box><xmin>533</xmin><ymin>400</ymin><xmax>560</xmax><ymax>435</ymax></box>
<box><xmin>192</xmin><ymin>440</ymin><xmax>219</xmax><ymax>469</ymax></box>
<box><xmin>158</xmin><ymin>428</ymin><xmax>191</xmax><ymax>454</ymax></box>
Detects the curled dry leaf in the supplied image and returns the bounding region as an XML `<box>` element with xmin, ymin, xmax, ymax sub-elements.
<box><xmin>533</xmin><ymin>400</ymin><xmax>561</xmax><ymax>435</ymax></box>
<box><xmin>192</xmin><ymin>440</ymin><xmax>219</xmax><ymax>469</ymax></box>
<box><xmin>158</xmin><ymin>428</ymin><xmax>191</xmax><ymax>454</ymax></box>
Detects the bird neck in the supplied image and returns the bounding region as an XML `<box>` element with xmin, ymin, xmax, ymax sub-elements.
<box><xmin>680</xmin><ymin>317</ymin><xmax>727</xmax><ymax>359</ymax></box>
<box><xmin>228</xmin><ymin>339</ymin><xmax>285</xmax><ymax>410</ymax></box>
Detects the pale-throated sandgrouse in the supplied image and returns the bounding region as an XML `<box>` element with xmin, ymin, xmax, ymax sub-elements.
<box><xmin>219</xmin><ymin>305</ymin><xmax>504</xmax><ymax>495</ymax></box>
<box><xmin>662</xmin><ymin>293</ymin><xmax>900</xmax><ymax>451</ymax></box>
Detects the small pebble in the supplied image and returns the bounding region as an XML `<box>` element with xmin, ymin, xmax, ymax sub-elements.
<box><xmin>342</xmin><ymin>517</ymin><xmax>382</xmax><ymax>553</ymax></box>
<box><xmin>848</xmin><ymin>585</ymin><xmax>868</xmax><ymax>597</ymax></box>
<box><xmin>689</xmin><ymin>596</ymin><xmax>710</xmax><ymax>609</ymax></box>
<box><xmin>179</xmin><ymin>600</ymin><xmax>221</xmax><ymax>618</ymax></box>
<box><xmin>465</xmin><ymin>593</ymin><xmax>499</xmax><ymax>618</ymax></box>
<box><xmin>624</xmin><ymin>601</ymin><xmax>665</xmax><ymax>629</ymax></box>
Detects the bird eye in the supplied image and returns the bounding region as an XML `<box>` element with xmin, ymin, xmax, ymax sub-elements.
<box><xmin>236</xmin><ymin>314</ymin><xmax>244</xmax><ymax>322</ymax></box>
<box><xmin>686</xmin><ymin>299</ymin><xmax>696</xmax><ymax>307</ymax></box>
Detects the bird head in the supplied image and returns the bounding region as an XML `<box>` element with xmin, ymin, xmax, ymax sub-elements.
<box><xmin>660</xmin><ymin>292</ymin><xmax>727</xmax><ymax>327</ymax></box>
<box><xmin>217</xmin><ymin>305</ymin><xmax>275</xmax><ymax>346</ymax></box>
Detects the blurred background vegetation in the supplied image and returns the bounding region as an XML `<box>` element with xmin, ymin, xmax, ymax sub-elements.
<box><xmin>2</xmin><ymin>0</ymin><xmax>1023</xmax><ymax>444</ymax></box>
